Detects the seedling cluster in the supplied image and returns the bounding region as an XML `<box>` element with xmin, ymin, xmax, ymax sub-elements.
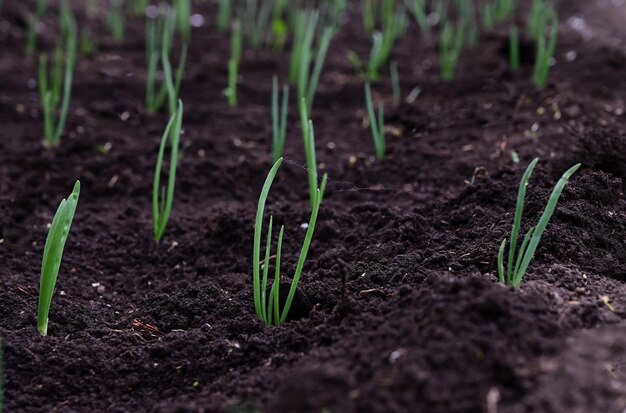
<box><xmin>20</xmin><ymin>0</ymin><xmax>580</xmax><ymax>335</ymax></box>
<box><xmin>498</xmin><ymin>159</ymin><xmax>581</xmax><ymax>288</ymax></box>
<box><xmin>253</xmin><ymin>158</ymin><xmax>327</xmax><ymax>325</ymax></box>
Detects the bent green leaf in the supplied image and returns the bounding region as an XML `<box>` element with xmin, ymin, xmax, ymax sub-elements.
<box><xmin>38</xmin><ymin>180</ymin><xmax>80</xmax><ymax>336</ymax></box>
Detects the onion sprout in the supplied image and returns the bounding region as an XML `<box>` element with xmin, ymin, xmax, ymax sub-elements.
<box><xmin>299</xmin><ymin>97</ymin><xmax>321</xmax><ymax>208</ymax></box>
<box><xmin>146</xmin><ymin>9</ymin><xmax>188</xmax><ymax>115</ymax></box>
<box><xmin>217</xmin><ymin>0</ymin><xmax>231</xmax><ymax>33</ymax></box>
<box><xmin>290</xmin><ymin>10</ymin><xmax>333</xmax><ymax>113</ymax></box>
<box><xmin>404</xmin><ymin>0</ymin><xmax>428</xmax><ymax>33</ymax></box>
<box><xmin>498</xmin><ymin>159</ymin><xmax>581</xmax><ymax>288</ymax></box>
<box><xmin>253</xmin><ymin>158</ymin><xmax>328</xmax><ymax>325</ymax></box>
<box><xmin>270</xmin><ymin>0</ymin><xmax>288</xmax><ymax>52</ymax></box>
<box><xmin>390</xmin><ymin>60</ymin><xmax>400</xmax><ymax>106</ymax></box>
<box><xmin>271</xmin><ymin>75</ymin><xmax>289</xmax><ymax>162</ymax></box>
<box><xmin>26</xmin><ymin>0</ymin><xmax>47</xmax><ymax>55</ymax></box>
<box><xmin>531</xmin><ymin>7</ymin><xmax>558</xmax><ymax>88</ymax></box>
<box><xmin>227</xmin><ymin>20</ymin><xmax>242</xmax><ymax>107</ymax></box>
<box><xmin>38</xmin><ymin>5</ymin><xmax>77</xmax><ymax>146</ymax></box>
<box><xmin>439</xmin><ymin>20</ymin><xmax>465</xmax><ymax>81</ymax></box>
<box><xmin>362</xmin><ymin>0</ymin><xmax>375</xmax><ymax>34</ymax></box>
<box><xmin>153</xmin><ymin>100</ymin><xmax>183</xmax><ymax>242</ymax></box>
<box><xmin>130</xmin><ymin>0</ymin><xmax>148</xmax><ymax>17</ymax></box>
<box><xmin>509</xmin><ymin>25</ymin><xmax>520</xmax><ymax>70</ymax></box>
<box><xmin>174</xmin><ymin>0</ymin><xmax>191</xmax><ymax>43</ymax></box>
<box><xmin>366</xmin><ymin>10</ymin><xmax>407</xmax><ymax>80</ymax></box>
<box><xmin>38</xmin><ymin>180</ymin><xmax>81</xmax><ymax>336</ymax></box>
<box><xmin>107</xmin><ymin>0</ymin><xmax>124</xmax><ymax>44</ymax></box>
<box><xmin>365</xmin><ymin>82</ymin><xmax>385</xmax><ymax>159</ymax></box>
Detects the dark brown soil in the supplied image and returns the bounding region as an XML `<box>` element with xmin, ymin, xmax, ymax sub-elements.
<box><xmin>2</xmin><ymin>1</ymin><xmax>626</xmax><ymax>412</ymax></box>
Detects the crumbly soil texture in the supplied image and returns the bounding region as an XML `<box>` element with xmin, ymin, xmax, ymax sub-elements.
<box><xmin>2</xmin><ymin>1</ymin><xmax>626</xmax><ymax>412</ymax></box>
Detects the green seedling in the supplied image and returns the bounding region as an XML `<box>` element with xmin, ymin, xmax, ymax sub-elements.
<box><xmin>217</xmin><ymin>0</ymin><xmax>231</xmax><ymax>33</ymax></box>
<box><xmin>365</xmin><ymin>82</ymin><xmax>385</xmax><ymax>159</ymax></box>
<box><xmin>38</xmin><ymin>6</ymin><xmax>77</xmax><ymax>146</ymax></box>
<box><xmin>271</xmin><ymin>75</ymin><xmax>289</xmax><ymax>162</ymax></box>
<box><xmin>434</xmin><ymin>0</ymin><xmax>449</xmax><ymax>24</ymax></box>
<box><xmin>26</xmin><ymin>16</ymin><xmax>39</xmax><ymax>56</ymax></box>
<box><xmin>498</xmin><ymin>159</ymin><xmax>581</xmax><ymax>288</ymax></box>
<box><xmin>494</xmin><ymin>0</ymin><xmax>515</xmax><ymax>23</ymax></box>
<box><xmin>227</xmin><ymin>20</ymin><xmax>242</xmax><ymax>107</ymax></box>
<box><xmin>270</xmin><ymin>0</ymin><xmax>288</xmax><ymax>51</ymax></box>
<box><xmin>366</xmin><ymin>11</ymin><xmax>407</xmax><ymax>80</ymax></box>
<box><xmin>362</xmin><ymin>0</ymin><xmax>375</xmax><ymax>34</ymax></box>
<box><xmin>107</xmin><ymin>0</ymin><xmax>124</xmax><ymax>44</ymax></box>
<box><xmin>298</xmin><ymin>15</ymin><xmax>332</xmax><ymax>113</ymax></box>
<box><xmin>25</xmin><ymin>0</ymin><xmax>47</xmax><ymax>55</ymax></box>
<box><xmin>153</xmin><ymin>100</ymin><xmax>183</xmax><ymax>242</ymax></box>
<box><xmin>146</xmin><ymin>10</ymin><xmax>188</xmax><ymax>115</ymax></box>
<box><xmin>532</xmin><ymin>10</ymin><xmax>558</xmax><ymax>88</ymax></box>
<box><xmin>289</xmin><ymin>10</ymin><xmax>333</xmax><ymax>113</ymax></box>
<box><xmin>481</xmin><ymin>3</ymin><xmax>494</xmax><ymax>29</ymax></box>
<box><xmin>509</xmin><ymin>25</ymin><xmax>520</xmax><ymax>70</ymax></box>
<box><xmin>252</xmin><ymin>158</ymin><xmax>327</xmax><ymax>325</ymax></box>
<box><xmin>404</xmin><ymin>0</ymin><xmax>429</xmax><ymax>33</ymax></box>
<box><xmin>439</xmin><ymin>20</ymin><xmax>465</xmax><ymax>81</ymax></box>
<box><xmin>240</xmin><ymin>0</ymin><xmax>272</xmax><ymax>49</ymax></box>
<box><xmin>288</xmin><ymin>10</ymin><xmax>315</xmax><ymax>84</ymax></box>
<box><xmin>527</xmin><ymin>0</ymin><xmax>551</xmax><ymax>39</ymax></box>
<box><xmin>326</xmin><ymin>0</ymin><xmax>347</xmax><ymax>29</ymax></box>
<box><xmin>299</xmin><ymin>97</ymin><xmax>322</xmax><ymax>208</ymax></box>
<box><xmin>38</xmin><ymin>181</ymin><xmax>81</xmax><ymax>336</ymax></box>
<box><xmin>175</xmin><ymin>0</ymin><xmax>192</xmax><ymax>42</ymax></box>
<box><xmin>390</xmin><ymin>60</ymin><xmax>400</xmax><ymax>106</ymax></box>
<box><xmin>80</xmin><ymin>28</ymin><xmax>97</xmax><ymax>57</ymax></box>
<box><xmin>130</xmin><ymin>0</ymin><xmax>148</xmax><ymax>16</ymax></box>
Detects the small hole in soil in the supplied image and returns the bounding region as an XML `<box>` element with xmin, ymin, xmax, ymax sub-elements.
<box><xmin>270</xmin><ymin>282</ymin><xmax>312</xmax><ymax>322</ymax></box>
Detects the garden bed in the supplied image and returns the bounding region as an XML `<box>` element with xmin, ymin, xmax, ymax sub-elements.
<box><xmin>2</xmin><ymin>0</ymin><xmax>626</xmax><ymax>412</ymax></box>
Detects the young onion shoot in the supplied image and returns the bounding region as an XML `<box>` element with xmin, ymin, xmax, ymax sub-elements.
<box><xmin>439</xmin><ymin>20</ymin><xmax>465</xmax><ymax>81</ymax></box>
<box><xmin>146</xmin><ymin>9</ymin><xmax>188</xmax><ymax>115</ymax></box>
<box><xmin>153</xmin><ymin>100</ymin><xmax>183</xmax><ymax>242</ymax></box>
<box><xmin>299</xmin><ymin>97</ymin><xmax>321</xmax><ymax>208</ymax></box>
<box><xmin>365</xmin><ymin>82</ymin><xmax>385</xmax><ymax>159</ymax></box>
<box><xmin>366</xmin><ymin>10</ymin><xmax>407</xmax><ymax>80</ymax></box>
<box><xmin>217</xmin><ymin>0</ymin><xmax>232</xmax><ymax>33</ymax></box>
<box><xmin>290</xmin><ymin>11</ymin><xmax>333</xmax><ymax>113</ymax></box>
<box><xmin>107</xmin><ymin>0</ymin><xmax>125</xmax><ymax>44</ymax></box>
<box><xmin>404</xmin><ymin>0</ymin><xmax>429</xmax><ymax>33</ymax></box>
<box><xmin>531</xmin><ymin>7</ymin><xmax>558</xmax><ymax>88</ymax></box>
<box><xmin>498</xmin><ymin>159</ymin><xmax>581</xmax><ymax>288</ymax></box>
<box><xmin>26</xmin><ymin>0</ymin><xmax>47</xmax><ymax>55</ymax></box>
<box><xmin>271</xmin><ymin>75</ymin><xmax>289</xmax><ymax>162</ymax></box>
<box><xmin>390</xmin><ymin>60</ymin><xmax>400</xmax><ymax>106</ymax></box>
<box><xmin>38</xmin><ymin>5</ymin><xmax>77</xmax><ymax>146</ymax></box>
<box><xmin>38</xmin><ymin>180</ymin><xmax>81</xmax><ymax>336</ymax></box>
<box><xmin>175</xmin><ymin>0</ymin><xmax>192</xmax><ymax>43</ymax></box>
<box><xmin>227</xmin><ymin>20</ymin><xmax>242</xmax><ymax>107</ymax></box>
<box><xmin>509</xmin><ymin>25</ymin><xmax>520</xmax><ymax>71</ymax></box>
<box><xmin>253</xmin><ymin>158</ymin><xmax>328</xmax><ymax>325</ymax></box>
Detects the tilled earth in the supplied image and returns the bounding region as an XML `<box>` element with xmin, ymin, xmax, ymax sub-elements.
<box><xmin>1</xmin><ymin>0</ymin><xmax>626</xmax><ymax>412</ymax></box>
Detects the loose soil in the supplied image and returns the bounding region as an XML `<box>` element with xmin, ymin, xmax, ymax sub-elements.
<box><xmin>2</xmin><ymin>1</ymin><xmax>626</xmax><ymax>412</ymax></box>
